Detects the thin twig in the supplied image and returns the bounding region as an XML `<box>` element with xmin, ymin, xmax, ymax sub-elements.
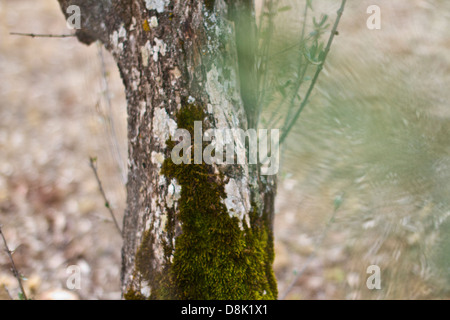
<box><xmin>97</xmin><ymin>43</ymin><xmax>127</xmax><ymax>185</ymax></box>
<box><xmin>257</xmin><ymin>0</ymin><xmax>277</xmax><ymax>115</ymax></box>
<box><xmin>280</xmin><ymin>0</ymin><xmax>347</xmax><ymax>144</ymax></box>
<box><xmin>89</xmin><ymin>157</ymin><xmax>123</xmax><ymax>236</ymax></box>
<box><xmin>0</xmin><ymin>224</ymin><xmax>28</xmax><ymax>300</ymax></box>
<box><xmin>10</xmin><ymin>32</ymin><xmax>76</xmax><ymax>38</ymax></box>
<box><xmin>282</xmin><ymin>0</ymin><xmax>311</xmax><ymax>128</ymax></box>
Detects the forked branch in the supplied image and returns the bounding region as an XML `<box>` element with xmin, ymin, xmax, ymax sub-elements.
<box><xmin>89</xmin><ymin>157</ymin><xmax>123</xmax><ymax>236</ymax></box>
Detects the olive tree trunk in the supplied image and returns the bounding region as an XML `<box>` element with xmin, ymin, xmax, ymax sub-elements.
<box><xmin>57</xmin><ymin>0</ymin><xmax>277</xmax><ymax>299</ymax></box>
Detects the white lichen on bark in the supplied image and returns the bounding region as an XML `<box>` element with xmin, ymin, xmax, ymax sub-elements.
<box><xmin>151</xmin><ymin>151</ymin><xmax>165</xmax><ymax>168</ymax></box>
<box><xmin>119</xmin><ymin>25</ymin><xmax>127</xmax><ymax>38</ymax></box>
<box><xmin>130</xmin><ymin>17</ymin><xmax>137</xmax><ymax>31</ymax></box>
<box><xmin>145</xmin><ymin>0</ymin><xmax>170</xmax><ymax>13</ymax></box>
<box><xmin>110</xmin><ymin>25</ymin><xmax>127</xmax><ymax>54</ymax></box>
<box><xmin>223</xmin><ymin>178</ymin><xmax>251</xmax><ymax>229</ymax></box>
<box><xmin>206</xmin><ymin>65</ymin><xmax>243</xmax><ymax>130</ymax></box>
<box><xmin>140</xmin><ymin>282</ymin><xmax>152</xmax><ymax>298</ymax></box>
<box><xmin>140</xmin><ymin>38</ymin><xmax>167</xmax><ymax>64</ymax></box>
<box><xmin>205</xmin><ymin>63</ymin><xmax>252</xmax><ymax>227</ymax></box>
<box><xmin>152</xmin><ymin>38</ymin><xmax>167</xmax><ymax>62</ymax></box>
<box><xmin>131</xmin><ymin>67</ymin><xmax>141</xmax><ymax>91</ymax></box>
<box><xmin>139</xmin><ymin>101</ymin><xmax>147</xmax><ymax>121</ymax></box>
<box><xmin>166</xmin><ymin>178</ymin><xmax>182</xmax><ymax>208</ymax></box>
<box><xmin>149</xmin><ymin>16</ymin><xmax>159</xmax><ymax>28</ymax></box>
<box><xmin>141</xmin><ymin>40</ymin><xmax>153</xmax><ymax>67</ymax></box>
<box><xmin>152</xmin><ymin>108</ymin><xmax>177</xmax><ymax>148</ymax></box>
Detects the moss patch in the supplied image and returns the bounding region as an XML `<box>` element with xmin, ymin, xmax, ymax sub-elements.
<box><xmin>123</xmin><ymin>289</ymin><xmax>146</xmax><ymax>300</ymax></box>
<box><xmin>128</xmin><ymin>104</ymin><xmax>277</xmax><ymax>299</ymax></box>
<box><xmin>164</xmin><ymin>104</ymin><xmax>276</xmax><ymax>299</ymax></box>
<box><xmin>204</xmin><ymin>0</ymin><xmax>215</xmax><ymax>12</ymax></box>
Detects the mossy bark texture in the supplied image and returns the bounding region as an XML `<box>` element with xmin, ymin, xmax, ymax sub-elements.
<box><xmin>57</xmin><ymin>0</ymin><xmax>277</xmax><ymax>299</ymax></box>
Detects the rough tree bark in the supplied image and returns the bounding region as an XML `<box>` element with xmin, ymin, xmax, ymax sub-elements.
<box><xmin>57</xmin><ymin>0</ymin><xmax>277</xmax><ymax>299</ymax></box>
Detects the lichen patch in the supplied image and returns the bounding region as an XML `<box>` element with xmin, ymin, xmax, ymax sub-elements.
<box><xmin>141</xmin><ymin>40</ymin><xmax>153</xmax><ymax>67</ymax></box>
<box><xmin>145</xmin><ymin>0</ymin><xmax>170</xmax><ymax>13</ymax></box>
<box><xmin>153</xmin><ymin>38</ymin><xmax>167</xmax><ymax>62</ymax></box>
<box><xmin>223</xmin><ymin>178</ymin><xmax>251</xmax><ymax>229</ymax></box>
<box><xmin>152</xmin><ymin>108</ymin><xmax>177</xmax><ymax>148</ymax></box>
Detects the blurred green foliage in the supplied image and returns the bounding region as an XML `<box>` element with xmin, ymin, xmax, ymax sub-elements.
<box><xmin>265</xmin><ymin>0</ymin><xmax>449</xmax><ymax>299</ymax></box>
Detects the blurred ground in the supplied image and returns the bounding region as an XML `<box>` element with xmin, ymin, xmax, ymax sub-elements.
<box><xmin>0</xmin><ymin>0</ymin><xmax>125</xmax><ymax>300</ymax></box>
<box><xmin>0</xmin><ymin>0</ymin><xmax>449</xmax><ymax>299</ymax></box>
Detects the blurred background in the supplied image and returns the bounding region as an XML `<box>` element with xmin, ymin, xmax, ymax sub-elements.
<box><xmin>0</xmin><ymin>0</ymin><xmax>449</xmax><ymax>299</ymax></box>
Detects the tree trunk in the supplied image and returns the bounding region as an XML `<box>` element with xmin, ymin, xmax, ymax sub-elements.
<box><xmin>57</xmin><ymin>0</ymin><xmax>277</xmax><ymax>299</ymax></box>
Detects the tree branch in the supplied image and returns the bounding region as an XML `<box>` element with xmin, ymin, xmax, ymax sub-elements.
<box><xmin>89</xmin><ymin>157</ymin><xmax>123</xmax><ymax>236</ymax></box>
<box><xmin>280</xmin><ymin>0</ymin><xmax>347</xmax><ymax>144</ymax></box>
<box><xmin>0</xmin><ymin>224</ymin><xmax>28</xmax><ymax>300</ymax></box>
<box><xmin>10</xmin><ymin>32</ymin><xmax>76</xmax><ymax>38</ymax></box>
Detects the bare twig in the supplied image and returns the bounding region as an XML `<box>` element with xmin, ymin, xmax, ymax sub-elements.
<box><xmin>10</xmin><ymin>32</ymin><xmax>76</xmax><ymax>38</ymax></box>
<box><xmin>282</xmin><ymin>0</ymin><xmax>311</xmax><ymax>128</ymax></box>
<box><xmin>96</xmin><ymin>43</ymin><xmax>127</xmax><ymax>184</ymax></box>
<box><xmin>89</xmin><ymin>157</ymin><xmax>123</xmax><ymax>236</ymax></box>
<box><xmin>257</xmin><ymin>0</ymin><xmax>277</xmax><ymax>115</ymax></box>
<box><xmin>0</xmin><ymin>224</ymin><xmax>28</xmax><ymax>300</ymax></box>
<box><xmin>280</xmin><ymin>0</ymin><xmax>347</xmax><ymax>144</ymax></box>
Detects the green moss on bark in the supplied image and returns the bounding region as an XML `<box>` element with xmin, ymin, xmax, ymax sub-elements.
<box><xmin>123</xmin><ymin>289</ymin><xmax>146</xmax><ymax>300</ymax></box>
<box><xmin>127</xmin><ymin>104</ymin><xmax>277</xmax><ymax>300</ymax></box>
